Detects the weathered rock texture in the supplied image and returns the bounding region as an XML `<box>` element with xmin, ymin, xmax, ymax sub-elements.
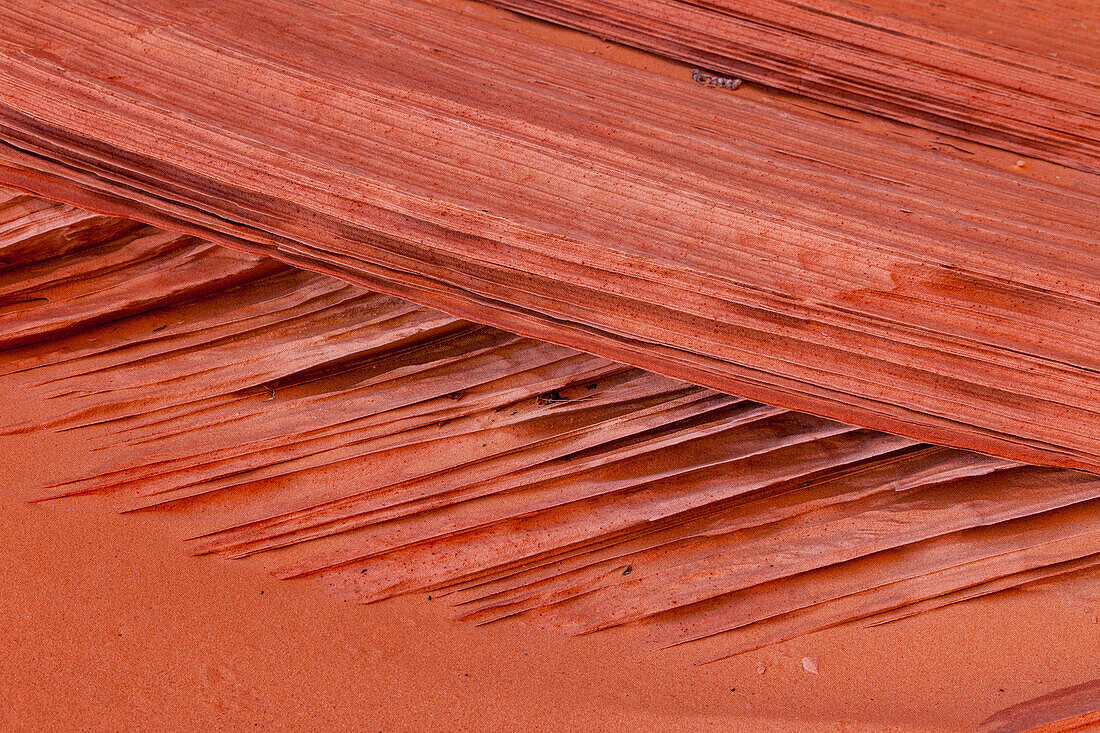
<box><xmin>0</xmin><ymin>0</ymin><xmax>1096</xmax><ymax>474</ymax></box>
<box><xmin>982</xmin><ymin>678</ymin><xmax>1100</xmax><ymax>733</ymax></box>
<box><xmin>6</xmin><ymin>189</ymin><xmax>1100</xmax><ymax>660</ymax></box>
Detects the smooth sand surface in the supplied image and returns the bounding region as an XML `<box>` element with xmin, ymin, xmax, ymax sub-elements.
<box><xmin>3</xmin><ymin>388</ymin><xmax>1100</xmax><ymax>732</ymax></box>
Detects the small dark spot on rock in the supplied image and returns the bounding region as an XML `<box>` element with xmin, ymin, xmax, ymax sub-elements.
<box><xmin>622</xmin><ymin>565</ymin><xmax>633</xmax><ymax>576</ymax></box>
<box><xmin>538</xmin><ymin>390</ymin><xmax>568</xmax><ymax>405</ymax></box>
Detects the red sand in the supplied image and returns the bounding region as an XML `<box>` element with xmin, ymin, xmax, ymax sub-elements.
<box><xmin>4</xmin><ymin>390</ymin><xmax>1100</xmax><ymax>731</ymax></box>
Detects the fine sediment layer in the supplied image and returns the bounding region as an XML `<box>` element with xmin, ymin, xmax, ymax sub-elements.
<box><xmin>482</xmin><ymin>0</ymin><xmax>1100</xmax><ymax>171</ymax></box>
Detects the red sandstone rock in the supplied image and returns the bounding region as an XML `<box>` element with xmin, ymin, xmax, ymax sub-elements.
<box><xmin>5</xmin><ymin>188</ymin><xmax>1100</xmax><ymax>665</ymax></box>
<box><xmin>0</xmin><ymin>0</ymin><xmax>1096</xmax><ymax>474</ymax></box>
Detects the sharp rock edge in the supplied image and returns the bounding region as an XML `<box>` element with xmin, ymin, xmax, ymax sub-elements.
<box><xmin>4</xmin><ymin>190</ymin><xmax>1100</xmax><ymax>662</ymax></box>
